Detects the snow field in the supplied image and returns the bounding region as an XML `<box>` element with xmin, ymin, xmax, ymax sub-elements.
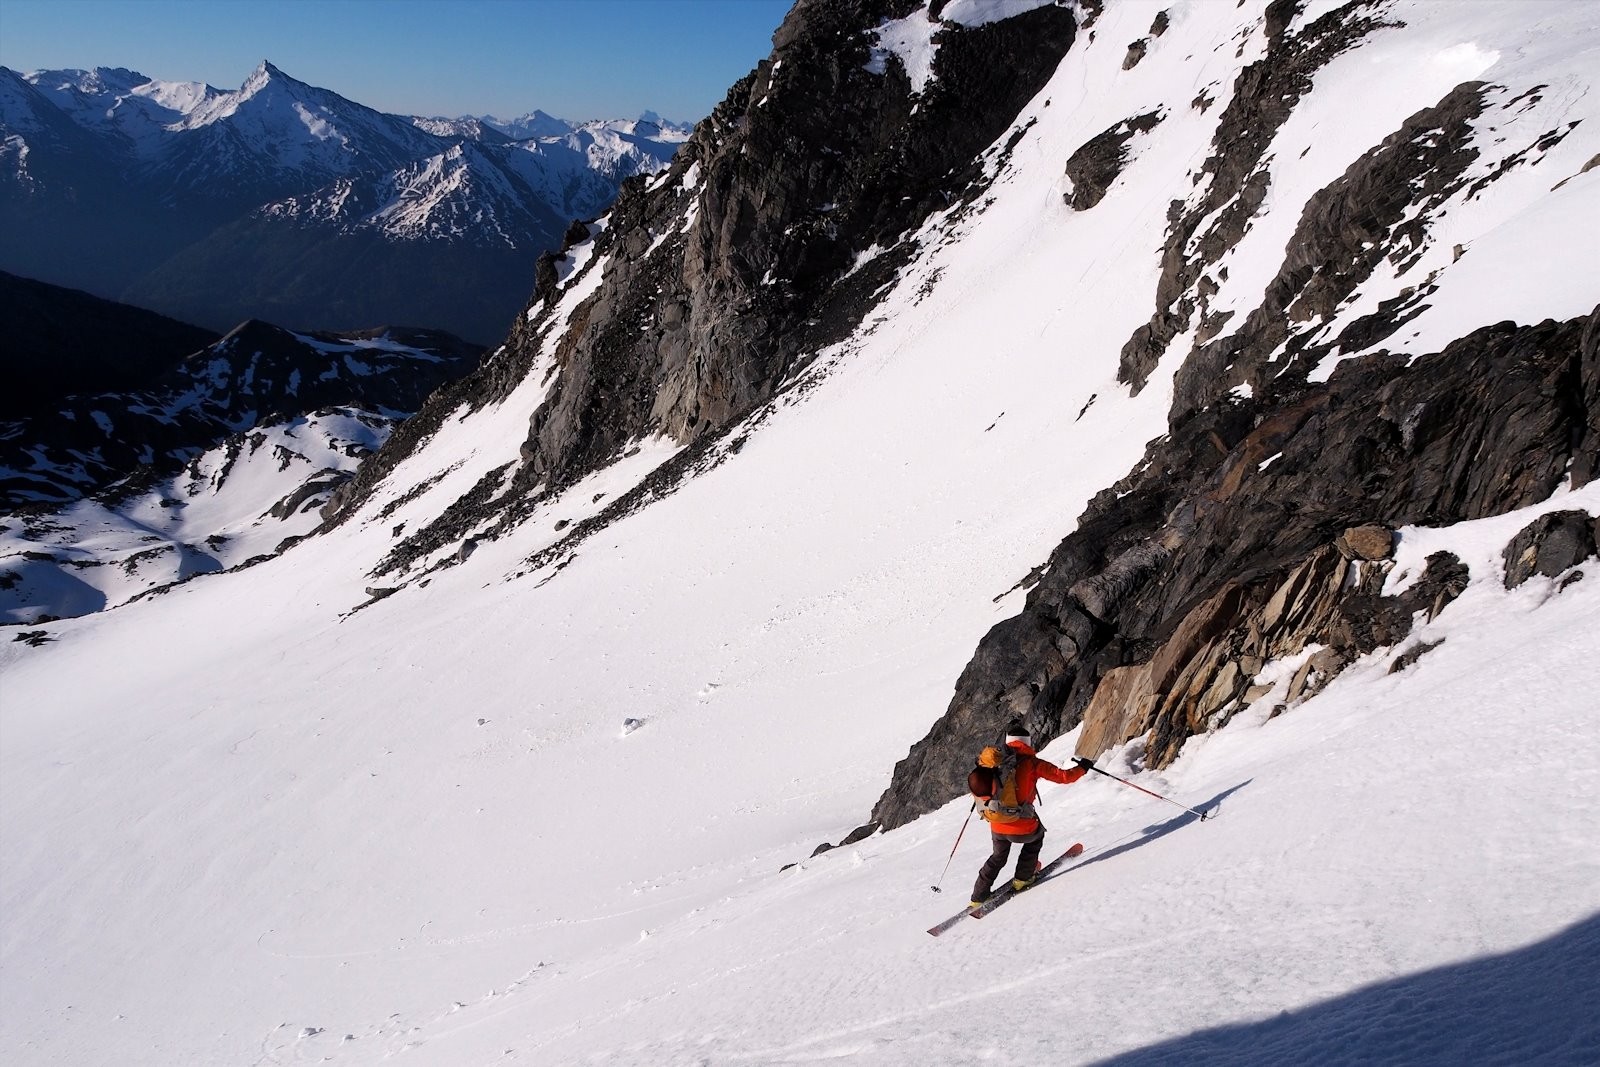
<box><xmin>304</xmin><ymin>516</ymin><xmax>1600</xmax><ymax>1065</ymax></box>
<box><xmin>3</xmin><ymin>2</ymin><xmax>1599</xmax><ymax>1064</ymax></box>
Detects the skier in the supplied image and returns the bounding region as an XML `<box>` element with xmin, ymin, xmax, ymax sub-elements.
<box><xmin>967</xmin><ymin>719</ymin><xmax>1092</xmax><ymax>906</ymax></box>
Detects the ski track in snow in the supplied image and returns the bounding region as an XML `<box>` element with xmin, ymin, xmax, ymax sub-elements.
<box><xmin>3</xmin><ymin>2</ymin><xmax>1599</xmax><ymax>1064</ymax></box>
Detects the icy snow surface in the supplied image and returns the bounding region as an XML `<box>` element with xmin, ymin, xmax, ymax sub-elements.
<box><xmin>3</xmin><ymin>2</ymin><xmax>1599</xmax><ymax>1064</ymax></box>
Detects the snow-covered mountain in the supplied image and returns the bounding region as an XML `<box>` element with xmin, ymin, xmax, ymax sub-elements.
<box><xmin>3</xmin><ymin>2</ymin><xmax>1599</xmax><ymax>1064</ymax></box>
<box><xmin>410</xmin><ymin>115</ymin><xmax>512</xmax><ymax>142</ymax></box>
<box><xmin>1</xmin><ymin>282</ymin><xmax>484</xmax><ymax>623</ymax></box>
<box><xmin>1</xmin><ymin>407</ymin><xmax>392</xmax><ymax>625</ymax></box>
<box><xmin>0</xmin><ymin>315</ymin><xmax>482</xmax><ymax>505</ymax></box>
<box><xmin>0</xmin><ymin>61</ymin><xmax>688</xmax><ymax>342</ymax></box>
<box><xmin>254</xmin><ymin>124</ymin><xmax>682</xmax><ymax>246</ymax></box>
<box><xmin>15</xmin><ymin>65</ymin><xmax>218</xmax><ymax>154</ymax></box>
<box><xmin>154</xmin><ymin>61</ymin><xmax>447</xmax><ymax>195</ymax></box>
<box><xmin>476</xmin><ymin>109</ymin><xmax>693</xmax><ymax>144</ymax></box>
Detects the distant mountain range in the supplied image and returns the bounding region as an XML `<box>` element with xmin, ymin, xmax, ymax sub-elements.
<box><xmin>0</xmin><ymin>272</ymin><xmax>485</xmax><ymax>622</ymax></box>
<box><xmin>0</xmin><ymin>271</ymin><xmax>483</xmax><ymax>509</ymax></box>
<box><xmin>0</xmin><ymin>61</ymin><xmax>690</xmax><ymax>343</ymax></box>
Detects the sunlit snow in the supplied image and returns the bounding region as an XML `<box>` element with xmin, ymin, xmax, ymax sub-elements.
<box><xmin>3</xmin><ymin>2</ymin><xmax>1598</xmax><ymax>1065</ymax></box>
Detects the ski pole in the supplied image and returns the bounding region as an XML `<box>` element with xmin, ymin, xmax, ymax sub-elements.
<box><xmin>1076</xmin><ymin>760</ymin><xmax>1212</xmax><ymax>821</ymax></box>
<box><xmin>930</xmin><ymin>801</ymin><xmax>977</xmax><ymax>892</ymax></box>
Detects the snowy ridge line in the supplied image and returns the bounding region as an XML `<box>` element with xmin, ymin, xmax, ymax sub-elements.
<box><xmin>1</xmin><ymin>60</ymin><xmax>688</xmax><ymax>343</ymax></box>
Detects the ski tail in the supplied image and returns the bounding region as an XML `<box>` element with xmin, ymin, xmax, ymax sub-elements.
<box><xmin>926</xmin><ymin>842</ymin><xmax>1084</xmax><ymax>936</ymax></box>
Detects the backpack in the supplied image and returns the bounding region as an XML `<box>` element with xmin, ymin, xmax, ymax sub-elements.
<box><xmin>975</xmin><ymin>745</ymin><xmax>1036</xmax><ymax>824</ymax></box>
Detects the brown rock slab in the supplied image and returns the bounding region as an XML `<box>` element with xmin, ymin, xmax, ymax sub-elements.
<box><xmin>1338</xmin><ymin>524</ymin><xmax>1394</xmax><ymax>560</ymax></box>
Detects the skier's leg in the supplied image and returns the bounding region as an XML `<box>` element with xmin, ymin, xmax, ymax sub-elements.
<box><xmin>1014</xmin><ymin>827</ymin><xmax>1045</xmax><ymax>886</ymax></box>
<box><xmin>972</xmin><ymin>833</ymin><xmax>1012</xmax><ymax>901</ymax></box>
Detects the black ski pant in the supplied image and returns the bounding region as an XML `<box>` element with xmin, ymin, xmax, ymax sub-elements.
<box><xmin>973</xmin><ymin>826</ymin><xmax>1044</xmax><ymax>900</ymax></box>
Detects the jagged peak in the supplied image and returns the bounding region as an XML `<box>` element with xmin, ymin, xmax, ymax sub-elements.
<box><xmin>479</xmin><ymin>109</ymin><xmax>573</xmax><ymax>140</ymax></box>
<box><xmin>215</xmin><ymin>318</ymin><xmax>295</xmax><ymax>346</ymax></box>
<box><xmin>84</xmin><ymin>66</ymin><xmax>149</xmax><ymax>88</ymax></box>
<box><xmin>17</xmin><ymin>65</ymin><xmax>150</xmax><ymax>96</ymax></box>
<box><xmin>239</xmin><ymin>59</ymin><xmax>298</xmax><ymax>97</ymax></box>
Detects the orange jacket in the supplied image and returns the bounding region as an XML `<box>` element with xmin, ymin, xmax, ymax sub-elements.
<box><xmin>972</xmin><ymin>740</ymin><xmax>1086</xmax><ymax>836</ymax></box>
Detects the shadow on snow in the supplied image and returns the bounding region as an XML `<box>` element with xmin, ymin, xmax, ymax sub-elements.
<box><xmin>1058</xmin><ymin>781</ymin><xmax>1251</xmax><ymax>878</ymax></box>
<box><xmin>1092</xmin><ymin>911</ymin><xmax>1600</xmax><ymax>1066</ymax></box>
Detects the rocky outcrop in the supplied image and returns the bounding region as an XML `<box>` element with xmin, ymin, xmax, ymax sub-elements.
<box><xmin>1077</xmin><ymin>540</ymin><xmax>1468</xmax><ymax>767</ymax></box>
<box><xmin>1502</xmin><ymin>511</ymin><xmax>1599</xmax><ymax>588</ymax></box>
<box><xmin>1576</xmin><ymin>306</ymin><xmax>1600</xmax><ymax>486</ymax></box>
<box><xmin>866</xmin><ymin>306</ymin><xmax>1598</xmax><ymax>833</ymax></box>
<box><xmin>1118</xmin><ymin>0</ymin><xmax>1395</xmax><ymax>393</ymax></box>
<box><xmin>1337</xmin><ymin>524</ymin><xmax>1393</xmax><ymax>561</ymax></box>
<box><xmin>515</xmin><ymin>0</ymin><xmax>1078</xmax><ymax>492</ymax></box>
<box><xmin>1062</xmin><ymin>110</ymin><xmax>1164</xmax><ymax>210</ymax></box>
<box><xmin>1167</xmin><ymin>79</ymin><xmax>1494</xmax><ymax>424</ymax></box>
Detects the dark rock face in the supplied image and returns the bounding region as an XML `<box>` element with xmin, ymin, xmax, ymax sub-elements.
<box><xmin>1118</xmin><ymin>0</ymin><xmax>1395</xmax><ymax>393</ymax></box>
<box><xmin>0</xmin><ymin>270</ymin><xmax>216</xmax><ymax>419</ymax></box>
<box><xmin>330</xmin><ymin>0</ymin><xmax>1080</xmax><ymax>576</ymax></box>
<box><xmin>1502</xmin><ymin>511</ymin><xmax>1599</xmax><ymax>588</ymax></box>
<box><xmin>1063</xmin><ymin>110</ymin><xmax>1164</xmax><ymax>210</ymax></box>
<box><xmin>867</xmin><ymin>308</ymin><xmax>1598</xmax><ymax>833</ymax></box>
<box><xmin>838</xmin><ymin>1</ymin><xmax>1600</xmax><ymax>839</ymax></box>
<box><xmin>1</xmin><ymin>318</ymin><xmax>482</xmax><ymax>506</ymax></box>
<box><xmin>1168</xmin><ymin>79</ymin><xmax>1494</xmax><ymax>425</ymax></box>
<box><xmin>1078</xmin><ymin>543</ymin><xmax>1468</xmax><ymax>769</ymax></box>
<box><xmin>1577</xmin><ymin>305</ymin><xmax>1600</xmax><ymax>486</ymax></box>
<box><xmin>517</xmin><ymin>0</ymin><xmax>1077</xmax><ymax>491</ymax></box>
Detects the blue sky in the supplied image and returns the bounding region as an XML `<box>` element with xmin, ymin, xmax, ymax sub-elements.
<box><xmin>0</xmin><ymin>0</ymin><xmax>794</xmax><ymax>122</ymax></box>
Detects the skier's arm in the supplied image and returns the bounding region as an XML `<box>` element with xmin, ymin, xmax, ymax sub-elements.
<box><xmin>1034</xmin><ymin>758</ymin><xmax>1087</xmax><ymax>786</ymax></box>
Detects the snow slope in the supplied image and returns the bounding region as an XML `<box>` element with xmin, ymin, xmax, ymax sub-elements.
<box><xmin>3</xmin><ymin>2</ymin><xmax>1598</xmax><ymax>1064</ymax></box>
<box><xmin>0</xmin><ymin>408</ymin><xmax>389</xmax><ymax>624</ymax></box>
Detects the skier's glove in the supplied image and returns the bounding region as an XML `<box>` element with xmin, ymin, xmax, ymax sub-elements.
<box><xmin>1072</xmin><ymin>757</ymin><xmax>1096</xmax><ymax>770</ymax></box>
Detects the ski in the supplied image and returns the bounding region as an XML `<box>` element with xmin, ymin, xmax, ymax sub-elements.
<box><xmin>925</xmin><ymin>842</ymin><xmax>1083</xmax><ymax>936</ymax></box>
